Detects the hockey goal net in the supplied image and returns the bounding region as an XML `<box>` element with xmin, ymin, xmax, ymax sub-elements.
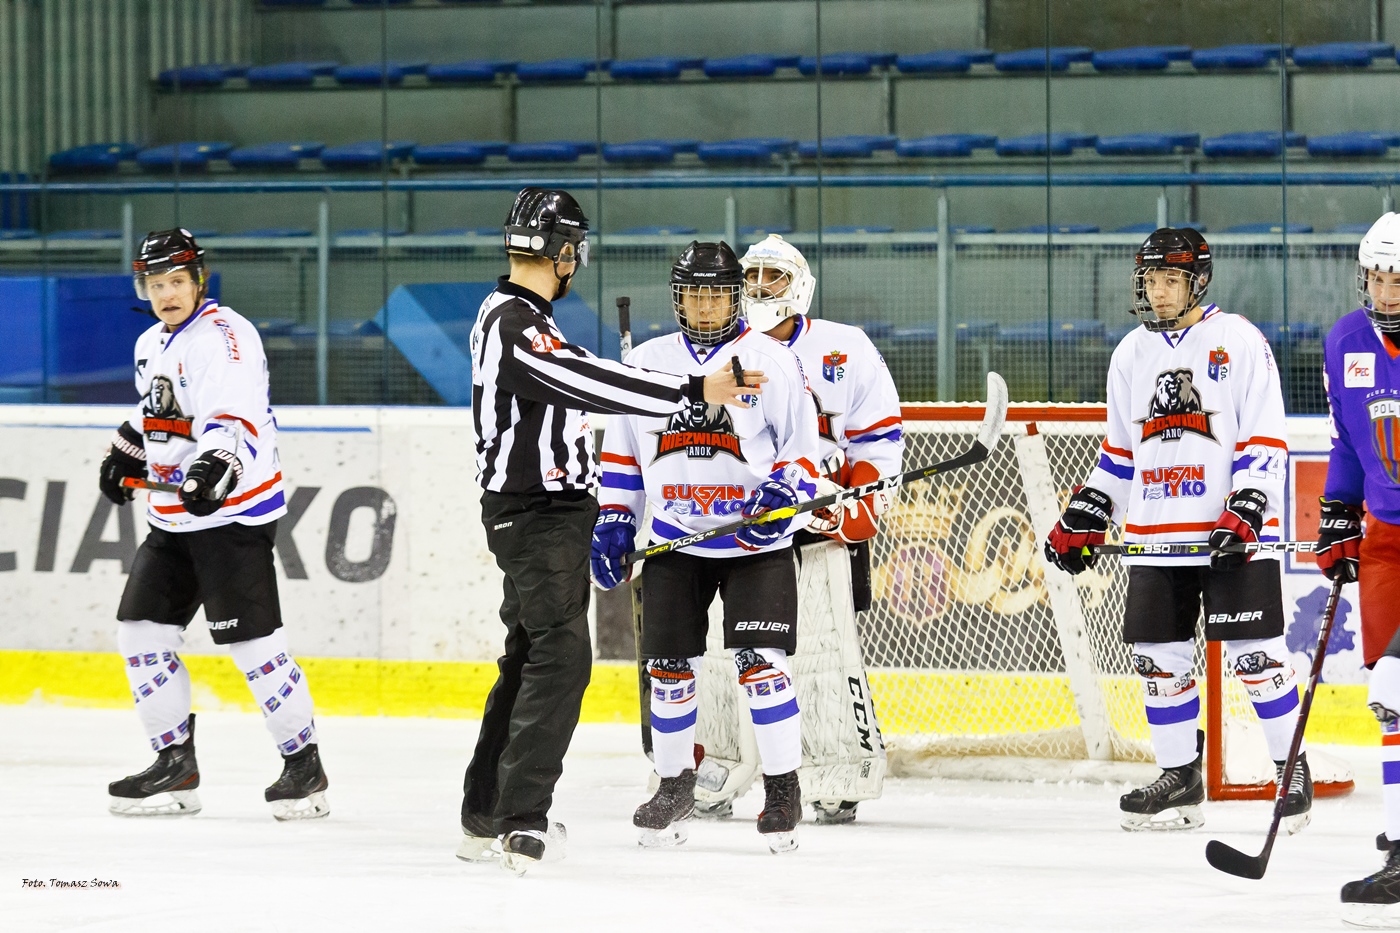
<box><xmin>860</xmin><ymin>402</ymin><xmax>1353</xmax><ymax>799</ymax></box>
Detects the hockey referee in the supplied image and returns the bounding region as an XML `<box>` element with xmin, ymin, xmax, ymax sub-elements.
<box><xmin>459</xmin><ymin>187</ymin><xmax>766</xmax><ymax>873</ymax></box>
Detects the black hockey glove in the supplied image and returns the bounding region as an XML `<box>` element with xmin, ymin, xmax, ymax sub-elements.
<box><xmin>1315</xmin><ymin>498</ymin><xmax>1363</xmax><ymax>583</ymax></box>
<box><xmin>179</xmin><ymin>449</ymin><xmax>243</xmax><ymax>517</ymax></box>
<box><xmin>1209</xmin><ymin>488</ymin><xmax>1269</xmax><ymax>572</ymax></box>
<box><xmin>1043</xmin><ymin>486</ymin><xmax>1112</xmax><ymax>575</ymax></box>
<box><xmin>98</xmin><ymin>422</ymin><xmax>146</xmax><ymax>505</ymax></box>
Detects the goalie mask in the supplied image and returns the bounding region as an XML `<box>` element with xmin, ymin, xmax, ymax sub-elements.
<box><xmin>1358</xmin><ymin>211</ymin><xmax>1400</xmax><ymax>335</ymax></box>
<box><xmin>504</xmin><ymin>187</ymin><xmax>590</xmax><ymax>299</ymax></box>
<box><xmin>740</xmin><ymin>234</ymin><xmax>815</xmax><ymax>333</ymax></box>
<box><xmin>671</xmin><ymin>240</ymin><xmax>743</xmax><ymax>347</ymax></box>
<box><xmin>1132</xmin><ymin>227</ymin><xmax>1211</xmax><ymax>332</ymax></box>
<box><xmin>132</xmin><ymin>228</ymin><xmax>207</xmax><ymax>303</ymax></box>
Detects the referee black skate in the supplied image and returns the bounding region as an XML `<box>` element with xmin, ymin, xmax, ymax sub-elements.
<box><xmin>458</xmin><ymin>188</ymin><xmax>767</xmax><ymax>874</ymax></box>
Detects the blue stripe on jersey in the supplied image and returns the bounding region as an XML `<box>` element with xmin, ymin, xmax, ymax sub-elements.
<box><xmin>1252</xmin><ymin>689</ymin><xmax>1300</xmax><ymax>720</ymax></box>
<box><xmin>750</xmin><ymin>697</ymin><xmax>800</xmax><ymax>725</ymax></box>
<box><xmin>1231</xmin><ymin>455</ymin><xmax>1252</xmax><ymax>474</ymax></box>
<box><xmin>652</xmin><ymin>708</ymin><xmax>697</xmax><ymax>733</ymax></box>
<box><xmin>1385</xmin><ymin>760</ymin><xmax>1400</xmax><ymax>786</ymax></box>
<box><xmin>234</xmin><ymin>490</ymin><xmax>285</xmax><ymax>518</ymax></box>
<box><xmin>1145</xmin><ymin>696</ymin><xmax>1200</xmax><ymax>725</ymax></box>
<box><xmin>600</xmin><ymin>471</ymin><xmax>644</xmax><ymax>490</ymax></box>
<box><xmin>851</xmin><ymin>429</ymin><xmax>903</xmax><ymax>444</ymax></box>
<box><xmin>1096</xmin><ymin>454</ymin><xmax>1135</xmax><ymax>480</ymax></box>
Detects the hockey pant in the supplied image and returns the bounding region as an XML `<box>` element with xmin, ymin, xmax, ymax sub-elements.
<box><xmin>694</xmin><ymin>540</ymin><xmax>886</xmax><ymax>807</ymax></box>
<box><xmin>1133</xmin><ymin>637</ymin><xmax>1300</xmax><ymax>769</ymax></box>
<box><xmin>120</xmin><ymin>621</ymin><xmax>317</xmax><ymax>754</ymax></box>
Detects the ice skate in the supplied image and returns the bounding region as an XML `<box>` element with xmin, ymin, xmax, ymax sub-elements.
<box><xmin>500</xmin><ymin>830</ymin><xmax>546</xmax><ymax>876</ymax></box>
<box><xmin>457</xmin><ymin>812</ymin><xmax>500</xmax><ymax>863</ymax></box>
<box><xmin>634</xmin><ymin>770</ymin><xmax>696</xmax><ymax>847</ymax></box>
<box><xmin>1276</xmin><ymin>753</ymin><xmax>1313</xmax><ymax>835</ymax></box>
<box><xmin>757</xmin><ymin>770</ymin><xmax>801</xmax><ymax>853</ymax></box>
<box><xmin>1343</xmin><ymin>845</ymin><xmax>1400</xmax><ymax>928</ymax></box>
<box><xmin>812</xmin><ymin>799</ymin><xmax>859</xmax><ymax>826</ymax></box>
<box><xmin>265</xmin><ymin>743</ymin><xmax>329</xmax><ymax>821</ymax></box>
<box><xmin>109</xmin><ymin>714</ymin><xmax>201</xmax><ymax>817</ymax></box>
<box><xmin>1119</xmin><ymin>749</ymin><xmax>1204</xmax><ymax>832</ymax></box>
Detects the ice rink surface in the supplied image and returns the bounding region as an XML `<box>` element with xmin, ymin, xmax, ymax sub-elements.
<box><xmin>0</xmin><ymin>705</ymin><xmax>1389</xmax><ymax>932</ymax></box>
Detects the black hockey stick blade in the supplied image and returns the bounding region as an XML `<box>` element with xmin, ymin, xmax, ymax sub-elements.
<box><xmin>1204</xmin><ymin>577</ymin><xmax>1346</xmax><ymax>880</ymax></box>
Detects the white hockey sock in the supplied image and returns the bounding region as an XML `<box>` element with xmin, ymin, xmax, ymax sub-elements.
<box><xmin>1133</xmin><ymin>640</ymin><xmax>1200</xmax><ymax>769</ymax></box>
<box><xmin>648</xmin><ymin>656</ymin><xmax>702</xmax><ymax>778</ymax></box>
<box><xmin>228</xmin><ymin>630</ymin><xmax>317</xmax><ymax>754</ymax></box>
<box><xmin>1225</xmin><ymin>636</ymin><xmax>1303</xmax><ymax>762</ymax></box>
<box><xmin>735</xmin><ymin>647</ymin><xmax>801</xmax><ymax>775</ymax></box>
<box><xmin>119</xmin><ymin>621</ymin><xmax>193</xmax><ymax>751</ymax></box>
<box><xmin>1369</xmin><ymin>656</ymin><xmax>1400</xmax><ymax>842</ymax></box>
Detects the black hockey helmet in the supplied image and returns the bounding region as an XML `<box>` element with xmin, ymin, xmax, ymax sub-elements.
<box><xmin>670</xmin><ymin>240</ymin><xmax>743</xmax><ymax>346</ymax></box>
<box><xmin>1132</xmin><ymin>226</ymin><xmax>1212</xmax><ymax>331</ymax></box>
<box><xmin>504</xmin><ymin>187</ymin><xmax>589</xmax><ymax>299</ymax></box>
<box><xmin>132</xmin><ymin>228</ymin><xmax>207</xmax><ymax>301</ymax></box>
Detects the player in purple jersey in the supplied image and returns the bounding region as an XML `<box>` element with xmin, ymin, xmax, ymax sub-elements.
<box><xmin>1321</xmin><ymin>212</ymin><xmax>1400</xmax><ymax>926</ymax></box>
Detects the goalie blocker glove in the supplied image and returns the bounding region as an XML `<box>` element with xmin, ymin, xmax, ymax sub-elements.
<box><xmin>590</xmin><ymin>506</ymin><xmax>637</xmax><ymax>590</ymax></box>
<box><xmin>1315</xmin><ymin>498</ymin><xmax>1363</xmax><ymax>583</ymax></box>
<box><xmin>179</xmin><ymin>449</ymin><xmax>243</xmax><ymax>518</ymax></box>
<box><xmin>99</xmin><ymin>422</ymin><xmax>147</xmax><ymax>505</ymax></box>
<box><xmin>735</xmin><ymin>478</ymin><xmax>800</xmax><ymax>551</ymax></box>
<box><xmin>1208</xmin><ymin>488</ymin><xmax>1268</xmax><ymax>572</ymax></box>
<box><xmin>1044</xmin><ymin>486</ymin><xmax>1112</xmax><ymax>575</ymax></box>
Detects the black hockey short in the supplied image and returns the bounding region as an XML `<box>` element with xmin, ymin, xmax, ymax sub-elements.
<box><xmin>640</xmin><ymin>547</ymin><xmax>798</xmax><ymax>657</ymax></box>
<box><xmin>1121</xmin><ymin>560</ymin><xmax>1284</xmax><ymax>644</ymax></box>
<box><xmin>117</xmin><ymin>521</ymin><xmax>283</xmax><ymax>645</ymax></box>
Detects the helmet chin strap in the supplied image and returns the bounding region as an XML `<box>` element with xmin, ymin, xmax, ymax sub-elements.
<box><xmin>552</xmin><ymin>257</ymin><xmax>572</xmax><ymax>299</ymax></box>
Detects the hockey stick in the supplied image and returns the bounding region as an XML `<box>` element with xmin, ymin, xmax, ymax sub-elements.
<box><xmin>1204</xmin><ymin>575</ymin><xmax>1346</xmax><ymax>880</ymax></box>
<box><xmin>1087</xmin><ymin>541</ymin><xmax>1318</xmax><ymax>558</ymax></box>
<box><xmin>121</xmin><ymin>476</ymin><xmax>180</xmax><ymax>494</ymax></box>
<box><xmin>615</xmin><ymin>296</ymin><xmax>654</xmax><ymax>757</ymax></box>
<box><xmin>620</xmin><ymin>371</ymin><xmax>1010</xmax><ymax>565</ymax></box>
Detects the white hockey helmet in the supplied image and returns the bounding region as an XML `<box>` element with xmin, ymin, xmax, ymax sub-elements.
<box><xmin>739</xmin><ymin>235</ymin><xmax>815</xmax><ymax>334</ymax></box>
<box><xmin>1358</xmin><ymin>212</ymin><xmax>1400</xmax><ymax>334</ymax></box>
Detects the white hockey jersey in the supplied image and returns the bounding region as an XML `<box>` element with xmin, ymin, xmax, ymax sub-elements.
<box><xmin>128</xmin><ymin>299</ymin><xmax>286</xmax><ymax>532</ymax></box>
<box><xmin>598</xmin><ymin>324</ymin><xmax>821</xmax><ymax>558</ymax></box>
<box><xmin>1085</xmin><ymin>305</ymin><xmax>1288</xmax><ymax>565</ymax></box>
<box><xmin>781</xmin><ymin>315</ymin><xmax>904</xmax><ymax>476</ymax></box>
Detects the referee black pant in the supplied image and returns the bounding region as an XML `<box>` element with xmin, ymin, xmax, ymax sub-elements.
<box><xmin>463</xmin><ymin>489</ymin><xmax>598</xmax><ymax>835</ymax></box>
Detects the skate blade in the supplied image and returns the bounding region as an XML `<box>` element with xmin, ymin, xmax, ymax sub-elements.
<box><xmin>637</xmin><ymin>823</ymin><xmax>689</xmax><ymax>848</ymax></box>
<box><xmin>109</xmin><ymin>790</ymin><xmax>201</xmax><ymax>817</ymax></box>
<box><xmin>764</xmin><ymin>830</ymin><xmax>799</xmax><ymax>854</ymax></box>
<box><xmin>1342</xmin><ymin>902</ymin><xmax>1400</xmax><ymax>929</ymax></box>
<box><xmin>1283</xmin><ymin>811</ymin><xmax>1312</xmax><ymax>836</ymax></box>
<box><xmin>270</xmin><ymin>790</ymin><xmax>329</xmax><ymax>821</ymax></box>
<box><xmin>1119</xmin><ymin>804</ymin><xmax>1203</xmax><ymax>832</ymax></box>
<box><xmin>500</xmin><ymin>851</ymin><xmax>539</xmax><ymax>876</ymax></box>
<box><xmin>456</xmin><ymin>834</ymin><xmax>501</xmax><ymax>863</ymax></box>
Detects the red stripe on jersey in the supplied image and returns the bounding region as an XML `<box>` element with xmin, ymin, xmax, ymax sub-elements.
<box><xmin>1384</xmin><ymin>732</ymin><xmax>1400</xmax><ymax>747</ymax></box>
<box><xmin>1234</xmin><ymin>436</ymin><xmax>1286</xmax><ymax>452</ymax></box>
<box><xmin>1125</xmin><ymin>521</ymin><xmax>1216</xmax><ymax>534</ymax></box>
<box><xmin>1101</xmin><ymin>441</ymin><xmax>1133</xmax><ymax>459</ymax></box>
<box><xmin>846</xmin><ymin>415</ymin><xmax>902</xmax><ymax>438</ymax></box>
<box><xmin>600</xmin><ymin>452</ymin><xmax>639</xmax><ymax>467</ymax></box>
<box><xmin>212</xmin><ymin>413</ymin><xmax>260</xmax><ymax>438</ymax></box>
<box><xmin>152</xmin><ymin>471</ymin><xmax>283</xmax><ymax>514</ymax></box>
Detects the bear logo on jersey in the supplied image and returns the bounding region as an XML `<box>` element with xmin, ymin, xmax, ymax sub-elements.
<box><xmin>141</xmin><ymin>375</ymin><xmax>194</xmax><ymax>443</ymax></box>
<box><xmin>651</xmin><ymin>400</ymin><xmax>747</xmax><ymax>463</ymax></box>
<box><xmin>1136</xmin><ymin>368</ymin><xmax>1218</xmax><ymax>444</ymax></box>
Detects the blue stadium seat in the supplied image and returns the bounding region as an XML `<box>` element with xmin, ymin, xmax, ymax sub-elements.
<box><xmin>1202</xmin><ymin>131</ymin><xmax>1306</xmax><ymax>158</ymax></box>
<box><xmin>618</xmin><ymin>225</ymin><xmax>699</xmax><ymax>236</ymax></box>
<box><xmin>246</xmin><ymin>61</ymin><xmax>339</xmax><ymax>86</ymax></box>
<box><xmin>1191</xmin><ymin>44</ymin><xmax>1287</xmax><ymax>69</ymax></box>
<box><xmin>609</xmin><ymin>57</ymin><xmax>702</xmax><ymax>80</ymax></box>
<box><xmin>320</xmin><ymin>141</ymin><xmax>415</xmax><ymax>168</ymax></box>
<box><xmin>428</xmin><ymin>227</ymin><xmax>501</xmax><ymax>237</ymax></box>
<box><xmin>739</xmin><ymin>224</ymin><xmax>794</xmax><ymax>236</ymax></box>
<box><xmin>895</xmin><ymin>51</ymin><xmax>982</xmax><ymax>73</ymax></box>
<box><xmin>797</xmin><ymin>53</ymin><xmax>878</xmax><ymax>76</ymax></box>
<box><xmin>696</xmin><ymin>138</ymin><xmax>793</xmax><ymax>163</ymax></box>
<box><xmin>703</xmin><ymin>55</ymin><xmax>780</xmax><ymax>78</ymax></box>
<box><xmin>157</xmin><ymin>64</ymin><xmax>229</xmax><ymax>88</ymax></box>
<box><xmin>1292</xmin><ymin>42</ymin><xmax>1393</xmax><ymax>68</ymax></box>
<box><xmin>506</xmin><ymin>141</ymin><xmax>586</xmax><ymax>162</ymax></box>
<box><xmin>412</xmin><ymin>142</ymin><xmax>493</xmax><ymax>165</ymax></box>
<box><xmin>1115</xmin><ymin>222</ymin><xmax>1163</xmax><ymax>234</ymax></box>
<box><xmin>908</xmin><ymin>224</ymin><xmax>996</xmax><ymax>234</ymax></box>
<box><xmin>49</xmin><ymin>229</ymin><xmax>124</xmax><ymax>240</ymax></box>
<box><xmin>999</xmin><ymin>319</ymin><xmax>1106</xmax><ymax>343</ymax></box>
<box><xmin>1104</xmin><ymin>322</ymin><xmax>1137</xmax><ymax>344</ymax></box>
<box><xmin>1253</xmin><ymin>321</ymin><xmax>1322</xmax><ymax>343</ymax></box>
<box><xmin>261</xmin><ymin>0</ymin><xmax>326</xmax><ymax>6</ymax></box>
<box><xmin>48</xmin><ymin>143</ymin><xmax>140</xmax><ymax>172</ymax></box>
<box><xmin>516</xmin><ymin>59</ymin><xmax>598</xmax><ymax>82</ymax></box>
<box><xmin>346</xmin><ymin>0</ymin><xmax>411</xmax><ymax>5</ymax></box>
<box><xmin>1091</xmin><ymin>46</ymin><xmax>1193</xmax><ymax>71</ymax></box>
<box><xmin>1332</xmin><ymin>223</ymin><xmax>1375</xmax><ymax>234</ymax></box>
<box><xmin>1095</xmin><ymin>133</ymin><xmax>1199</xmax><ymax>155</ymax></box>
<box><xmin>1008</xmin><ymin>224</ymin><xmax>1101</xmax><ymax>234</ymax></box>
<box><xmin>336</xmin><ymin>228</ymin><xmax>408</xmax><ymax>237</ymax></box>
<box><xmin>1306</xmin><ymin>132</ymin><xmax>1394</xmax><ymax>157</ymax></box>
<box><xmin>228</xmin><ymin>142</ymin><xmax>324</xmax><ymax>169</ymax></box>
<box><xmin>1221</xmin><ymin>223</ymin><xmax>1314</xmax><ymax>234</ymax></box>
<box><xmin>137</xmin><ymin>142</ymin><xmax>233</xmax><ymax>170</ymax></box>
<box><xmin>798</xmin><ymin>135</ymin><xmax>896</xmax><ymax>158</ymax></box>
<box><xmin>425</xmin><ymin>61</ymin><xmax>502</xmax><ymax>83</ymax></box>
<box><xmin>897</xmin><ymin>134</ymin><xmax>996</xmax><ymax>157</ymax></box>
<box><xmin>0</xmin><ymin>229</ymin><xmax>37</xmax><ymax>240</ymax></box>
<box><xmin>602</xmin><ymin>141</ymin><xmax>680</xmax><ymax>164</ymax></box>
<box><xmin>994</xmin><ymin>47</ymin><xmax>1093</xmax><ymax>72</ymax></box>
<box><xmin>996</xmin><ymin>133</ymin><xmax>1097</xmax><ymax>157</ymax></box>
<box><xmin>334</xmin><ymin>62</ymin><xmax>427</xmax><ymax>86</ymax></box>
<box><xmin>235</xmin><ymin>229</ymin><xmax>313</xmax><ymax>238</ymax></box>
<box><xmin>824</xmin><ymin>225</ymin><xmax>894</xmax><ymax>234</ymax></box>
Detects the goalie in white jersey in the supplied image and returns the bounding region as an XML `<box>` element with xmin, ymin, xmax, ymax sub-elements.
<box><xmin>590</xmin><ymin>241</ymin><xmax>821</xmax><ymax>854</ymax></box>
<box><xmin>1044</xmin><ymin>227</ymin><xmax>1310</xmax><ymax>832</ymax></box>
<box><xmin>98</xmin><ymin>230</ymin><xmax>326</xmax><ymax>822</ymax></box>
<box><xmin>686</xmin><ymin>234</ymin><xmax>903</xmax><ymax>826</ymax></box>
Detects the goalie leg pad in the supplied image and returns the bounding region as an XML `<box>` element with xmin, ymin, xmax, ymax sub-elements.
<box><xmin>1371</xmin><ymin>656</ymin><xmax>1400</xmax><ymax>846</ymax></box>
<box><xmin>735</xmin><ymin>647</ymin><xmax>802</xmax><ymax>776</ymax></box>
<box><xmin>119</xmin><ymin>620</ymin><xmax>193</xmax><ymax>751</ymax></box>
<box><xmin>1133</xmin><ymin>640</ymin><xmax>1200</xmax><ymax>769</ymax></box>
<box><xmin>1224</xmin><ymin>635</ymin><xmax>1302</xmax><ymax>763</ymax></box>
<box><xmin>648</xmin><ymin>656</ymin><xmax>703</xmax><ymax>778</ymax></box>
<box><xmin>228</xmin><ymin>630</ymin><xmax>318</xmax><ymax>754</ymax></box>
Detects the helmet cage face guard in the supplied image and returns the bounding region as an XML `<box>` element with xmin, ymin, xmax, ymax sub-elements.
<box><xmin>1359</xmin><ymin>265</ymin><xmax>1400</xmax><ymax>334</ymax></box>
<box><xmin>672</xmin><ymin>283</ymin><xmax>742</xmax><ymax>346</ymax></box>
<box><xmin>1132</xmin><ymin>253</ymin><xmax>1209</xmax><ymax>332</ymax></box>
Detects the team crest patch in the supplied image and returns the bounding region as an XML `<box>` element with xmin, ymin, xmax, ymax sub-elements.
<box><xmin>1207</xmin><ymin>346</ymin><xmax>1229</xmax><ymax>382</ymax></box>
<box><xmin>1136</xmin><ymin>368</ymin><xmax>1217</xmax><ymax>444</ymax></box>
<box><xmin>530</xmin><ymin>332</ymin><xmax>562</xmax><ymax>354</ymax></box>
<box><xmin>141</xmin><ymin>375</ymin><xmax>194</xmax><ymax>443</ymax></box>
<box><xmin>1368</xmin><ymin>397</ymin><xmax>1400</xmax><ymax>484</ymax></box>
<box><xmin>821</xmin><ymin>350</ymin><xmax>847</xmax><ymax>383</ymax></box>
<box><xmin>651</xmin><ymin>400</ymin><xmax>747</xmax><ymax>463</ymax></box>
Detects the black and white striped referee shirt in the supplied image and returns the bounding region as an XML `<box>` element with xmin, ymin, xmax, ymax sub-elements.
<box><xmin>470</xmin><ymin>277</ymin><xmax>703</xmax><ymax>494</ymax></box>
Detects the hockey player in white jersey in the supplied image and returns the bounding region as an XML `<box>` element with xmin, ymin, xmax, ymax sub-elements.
<box><xmin>687</xmin><ymin>234</ymin><xmax>902</xmax><ymax>826</ymax></box>
<box><xmin>1044</xmin><ymin>227</ymin><xmax>1310</xmax><ymax>832</ymax></box>
<box><xmin>99</xmin><ymin>230</ymin><xmax>327</xmax><ymax>821</ymax></box>
<box><xmin>590</xmin><ymin>241</ymin><xmax>821</xmax><ymax>853</ymax></box>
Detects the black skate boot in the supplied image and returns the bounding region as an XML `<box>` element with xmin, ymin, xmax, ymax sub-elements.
<box><xmin>757</xmin><ymin>770</ymin><xmax>802</xmax><ymax>854</ymax></box>
<box><xmin>265</xmin><ymin>743</ymin><xmax>329</xmax><ymax>821</ymax></box>
<box><xmin>458</xmin><ymin>814</ymin><xmax>566</xmax><ymax>866</ymax></box>
<box><xmin>1342</xmin><ymin>844</ymin><xmax>1400</xmax><ymax>927</ymax></box>
<box><xmin>1119</xmin><ymin>733</ymin><xmax>1205</xmax><ymax>832</ymax></box>
<box><xmin>1378</xmin><ymin>832</ymin><xmax>1395</xmax><ymax>852</ymax></box>
<box><xmin>634</xmin><ymin>770</ymin><xmax>697</xmax><ymax>847</ymax></box>
<box><xmin>812</xmin><ymin>800</ymin><xmax>860</xmax><ymax>826</ymax></box>
<box><xmin>1275</xmin><ymin>753</ymin><xmax>1313</xmax><ymax>835</ymax></box>
<box><xmin>500</xmin><ymin>830</ymin><xmax>547</xmax><ymax>876</ymax></box>
<box><xmin>109</xmin><ymin>714</ymin><xmax>201</xmax><ymax>817</ymax></box>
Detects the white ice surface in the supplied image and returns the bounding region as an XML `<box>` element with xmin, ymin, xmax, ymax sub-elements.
<box><xmin>0</xmin><ymin>705</ymin><xmax>1388</xmax><ymax>933</ymax></box>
